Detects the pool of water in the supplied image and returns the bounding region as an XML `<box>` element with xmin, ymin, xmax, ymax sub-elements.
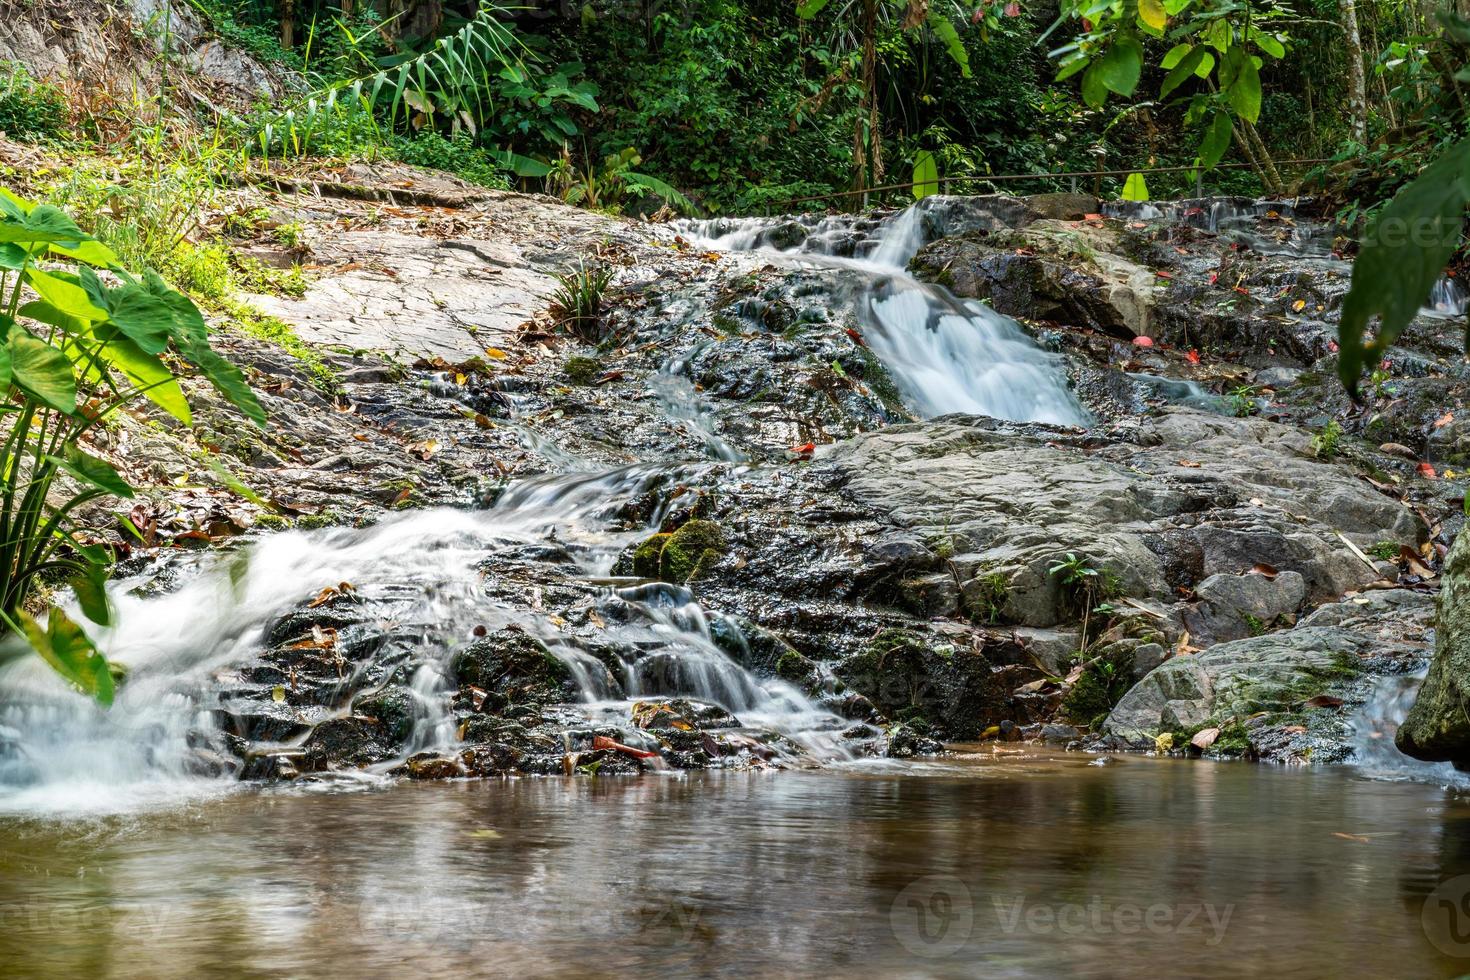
<box><xmin>5</xmin><ymin>749</ymin><xmax>1470</xmax><ymax>978</ymax></box>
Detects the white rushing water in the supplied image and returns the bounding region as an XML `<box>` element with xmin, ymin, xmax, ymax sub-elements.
<box><xmin>0</xmin><ymin>464</ymin><xmax>853</xmax><ymax>815</ymax></box>
<box><xmin>1351</xmin><ymin>671</ymin><xmax>1470</xmax><ymax>787</ymax></box>
<box><xmin>679</xmin><ymin>202</ymin><xmax>1090</xmax><ymax>427</ymax></box>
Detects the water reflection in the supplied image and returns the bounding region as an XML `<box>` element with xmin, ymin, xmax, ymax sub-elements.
<box><xmin>3</xmin><ymin>752</ymin><xmax>1470</xmax><ymax>977</ymax></box>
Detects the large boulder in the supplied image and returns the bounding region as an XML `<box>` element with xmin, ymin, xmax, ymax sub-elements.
<box><xmin>824</xmin><ymin>411</ymin><xmax>1420</xmax><ymax>628</ymax></box>
<box><xmin>1106</xmin><ymin>589</ymin><xmax>1435</xmax><ymax>758</ymax></box>
<box><xmin>1397</xmin><ymin>533</ymin><xmax>1470</xmax><ymax>764</ymax></box>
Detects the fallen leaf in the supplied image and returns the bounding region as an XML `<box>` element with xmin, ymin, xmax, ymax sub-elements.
<box><xmin>407</xmin><ymin>439</ymin><xmax>441</xmax><ymax>461</ymax></box>
<box><xmin>591</xmin><ymin>735</ymin><xmax>659</xmax><ymax>759</ymax></box>
<box><xmin>1191</xmin><ymin>727</ymin><xmax>1220</xmax><ymax>750</ymax></box>
<box><xmin>1185</xmin><ymin>349</ymin><xmax>1201</xmax><ymax>364</ymax></box>
<box><xmin>1177</xmin><ymin>459</ymin><xmax>1202</xmax><ymax>468</ymax></box>
<box><xmin>1292</xmin><ymin>299</ymin><xmax>1307</xmax><ymax>312</ymax></box>
<box><xmin>1304</xmin><ymin>694</ymin><xmax>1345</xmax><ymax>709</ymax></box>
<box><xmin>484</xmin><ymin>348</ymin><xmax>509</xmax><ymax>360</ymax></box>
<box><xmin>1418</xmin><ymin>462</ymin><xmax>1438</xmax><ymax>480</ymax></box>
<box><xmin>1435</xmin><ymin>411</ymin><xmax>1455</xmax><ymax>428</ymax></box>
<box><xmin>1249</xmin><ymin>562</ymin><xmax>1279</xmax><ymax>579</ymax></box>
<box><xmin>1379</xmin><ymin>442</ymin><xmax>1416</xmax><ymax>459</ymax></box>
<box><xmin>1132</xmin><ymin>336</ymin><xmax>1154</xmax><ymax>347</ymax></box>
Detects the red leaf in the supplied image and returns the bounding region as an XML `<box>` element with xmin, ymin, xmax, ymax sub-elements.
<box><xmin>1208</xmin><ymin>272</ymin><xmax>1219</xmax><ymax>285</ymax></box>
<box><xmin>845</xmin><ymin>327</ymin><xmax>867</xmax><ymax>347</ymax></box>
<box><xmin>1418</xmin><ymin>462</ymin><xmax>1438</xmax><ymax>480</ymax></box>
<box><xmin>1185</xmin><ymin>349</ymin><xmax>1201</xmax><ymax>364</ymax></box>
<box><xmin>790</xmin><ymin>442</ymin><xmax>815</xmax><ymax>456</ymax></box>
<box><xmin>1132</xmin><ymin>336</ymin><xmax>1154</xmax><ymax>347</ymax></box>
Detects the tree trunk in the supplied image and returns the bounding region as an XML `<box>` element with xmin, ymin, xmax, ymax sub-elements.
<box><xmin>1340</xmin><ymin>0</ymin><xmax>1368</xmax><ymax>144</ymax></box>
<box><xmin>280</xmin><ymin>0</ymin><xmax>295</xmax><ymax>48</ymax></box>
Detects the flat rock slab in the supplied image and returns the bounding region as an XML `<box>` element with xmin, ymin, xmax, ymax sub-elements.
<box><xmin>251</xmin><ymin>235</ymin><xmax>556</xmax><ymax>361</ymax></box>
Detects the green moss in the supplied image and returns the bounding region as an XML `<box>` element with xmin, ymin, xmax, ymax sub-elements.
<box><xmin>774</xmin><ymin>650</ymin><xmax>809</xmax><ymax>682</ymax></box>
<box><xmin>632</xmin><ymin>532</ymin><xmax>672</xmax><ymax>578</ymax></box>
<box><xmin>562</xmin><ymin>355</ymin><xmax>603</xmax><ymax>385</ymax></box>
<box><xmin>252</xmin><ymin>514</ymin><xmax>292</xmax><ymax>532</ymax></box>
<box><xmin>659</xmin><ymin>520</ymin><xmax>726</xmax><ymax>582</ymax></box>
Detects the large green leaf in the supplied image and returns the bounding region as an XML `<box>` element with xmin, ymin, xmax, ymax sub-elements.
<box><xmin>1339</xmin><ymin>140</ymin><xmax>1470</xmax><ymax>396</ymax></box>
<box><xmin>183</xmin><ymin>340</ymin><xmax>266</xmax><ymax>427</ymax></box>
<box><xmin>0</xmin><ymin>205</ymin><xmax>89</xmax><ymax>247</ymax></box>
<box><xmin>1081</xmin><ymin>61</ymin><xmax>1109</xmax><ymax>108</ymax></box>
<box><xmin>912</xmin><ymin>150</ymin><xmax>939</xmax><ymax>200</ymax></box>
<box><xmin>1161</xmin><ymin>45</ymin><xmax>1206</xmax><ymax>98</ymax></box>
<box><xmin>1197</xmin><ymin>110</ymin><xmax>1234</xmax><ymax>169</ymax></box>
<box><xmin>1121</xmin><ymin>172</ymin><xmax>1150</xmax><ymax>202</ymax></box>
<box><xmin>95</xmin><ymin>337</ymin><xmax>191</xmax><ymax>424</ymax></box>
<box><xmin>49</xmin><ymin>444</ymin><xmax>135</xmax><ymax>499</ymax></box>
<box><xmin>925</xmin><ymin>12</ymin><xmax>971</xmax><ymax>78</ymax></box>
<box><xmin>1221</xmin><ymin>47</ymin><xmax>1262</xmax><ymax>123</ymax></box>
<box><xmin>1096</xmin><ymin>36</ymin><xmax>1144</xmax><ymax>97</ymax></box>
<box><xmin>19</xmin><ymin>607</ymin><xmax>114</xmax><ymax>706</ymax></box>
<box><xmin>25</xmin><ymin>268</ymin><xmax>107</xmax><ymax>322</ymax></box>
<box><xmin>70</xmin><ymin>560</ymin><xmax>113</xmax><ymax>628</ymax></box>
<box><xmin>1137</xmin><ymin>0</ymin><xmax>1168</xmax><ymax>32</ymax></box>
<box><xmin>9</xmin><ymin>331</ymin><xmax>76</xmax><ymax>413</ymax></box>
<box><xmin>105</xmin><ymin>285</ymin><xmax>176</xmax><ymax>354</ymax></box>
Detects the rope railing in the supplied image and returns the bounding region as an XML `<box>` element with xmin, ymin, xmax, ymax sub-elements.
<box><xmin>764</xmin><ymin>157</ymin><xmax>1338</xmax><ymax>214</ymax></box>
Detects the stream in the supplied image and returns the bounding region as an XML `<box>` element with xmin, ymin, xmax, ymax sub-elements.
<box><xmin>1</xmin><ymin>197</ymin><xmax>1468</xmax><ymax>975</ymax></box>
<box><xmin>5</xmin><ymin>754</ymin><xmax>1470</xmax><ymax>977</ymax></box>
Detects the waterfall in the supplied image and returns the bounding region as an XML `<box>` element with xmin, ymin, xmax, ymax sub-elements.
<box><xmin>677</xmin><ymin>202</ymin><xmax>1090</xmax><ymax>427</ymax></box>
<box><xmin>0</xmin><ymin>464</ymin><xmax>853</xmax><ymax>813</ymax></box>
<box><xmin>1349</xmin><ymin>670</ymin><xmax>1470</xmax><ymax>787</ymax></box>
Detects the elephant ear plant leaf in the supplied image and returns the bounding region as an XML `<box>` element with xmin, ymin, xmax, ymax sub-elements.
<box><xmin>0</xmin><ymin>189</ymin><xmax>265</xmax><ymax>705</ymax></box>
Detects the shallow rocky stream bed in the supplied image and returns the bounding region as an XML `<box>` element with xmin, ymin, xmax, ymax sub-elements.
<box><xmin>1</xmin><ymin>173</ymin><xmax>1466</xmax><ymax>795</ymax></box>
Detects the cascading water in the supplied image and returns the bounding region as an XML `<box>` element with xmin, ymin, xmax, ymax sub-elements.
<box><xmin>0</xmin><ymin>463</ymin><xmax>853</xmax><ymax>814</ymax></box>
<box><xmin>1350</xmin><ymin>670</ymin><xmax>1470</xmax><ymax>787</ymax></box>
<box><xmin>678</xmin><ymin>202</ymin><xmax>1090</xmax><ymax>427</ymax></box>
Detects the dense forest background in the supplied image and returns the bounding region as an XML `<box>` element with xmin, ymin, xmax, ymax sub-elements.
<box><xmin>8</xmin><ymin>0</ymin><xmax>1470</xmax><ymax>216</ymax></box>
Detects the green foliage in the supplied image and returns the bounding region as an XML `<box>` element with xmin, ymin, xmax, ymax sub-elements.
<box><xmin>1339</xmin><ymin>137</ymin><xmax>1470</xmax><ymax>396</ymax></box>
<box><xmin>1311</xmin><ymin>419</ymin><xmax>1343</xmax><ymax>459</ymax></box>
<box><xmin>0</xmin><ymin>62</ymin><xmax>68</xmax><ymax>143</ymax></box>
<box><xmin>0</xmin><ymin>190</ymin><xmax>263</xmax><ymax>702</ymax></box>
<box><xmin>390</xmin><ymin>131</ymin><xmax>512</xmax><ymax>189</ymax></box>
<box><xmin>550</xmin><ymin>261</ymin><xmax>614</xmax><ymax>341</ymax></box>
<box><xmin>1229</xmin><ymin>384</ymin><xmax>1259</xmax><ymax>417</ymax></box>
<box><xmin>1050</xmin><ymin>0</ymin><xmax>1294</xmax><ymax>173</ymax></box>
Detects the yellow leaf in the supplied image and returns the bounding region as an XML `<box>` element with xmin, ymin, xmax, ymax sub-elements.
<box><xmin>484</xmin><ymin>348</ymin><xmax>508</xmax><ymax>360</ymax></box>
<box><xmin>455</xmin><ymin>372</ymin><xmax>467</xmax><ymax>385</ymax></box>
<box><xmin>1292</xmin><ymin>299</ymin><xmax>1306</xmax><ymax>312</ymax></box>
<box><xmin>1138</xmin><ymin>0</ymin><xmax>1167</xmax><ymax>31</ymax></box>
<box><xmin>271</xmin><ymin>685</ymin><xmax>286</xmax><ymax>703</ymax></box>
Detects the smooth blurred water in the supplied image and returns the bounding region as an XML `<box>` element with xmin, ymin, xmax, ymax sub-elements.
<box><xmin>680</xmin><ymin>205</ymin><xmax>1091</xmax><ymax>427</ymax></box>
<box><xmin>4</xmin><ymin>751</ymin><xmax>1470</xmax><ymax>978</ymax></box>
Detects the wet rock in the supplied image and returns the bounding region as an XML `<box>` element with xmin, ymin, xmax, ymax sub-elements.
<box><xmin>631</xmin><ymin>698</ymin><xmax>740</xmax><ymax>731</ymax></box>
<box><xmin>451</xmin><ymin>626</ymin><xmax>571</xmax><ymax>702</ymax></box>
<box><xmin>351</xmin><ymin>686</ymin><xmax>417</xmax><ymax>745</ymax></box>
<box><xmin>1041</xmin><ymin>723</ymin><xmax>1080</xmax><ymax>744</ymax></box>
<box><xmin>300</xmin><ymin>718</ymin><xmax>393</xmax><ymax>771</ymax></box>
<box><xmin>1106</xmin><ymin>590</ymin><xmax>1434</xmax><ymax>748</ymax></box>
<box><xmin>885</xmin><ymin>723</ymin><xmax>944</xmax><ymax>758</ymax></box>
<box><xmin>1398</xmin><ymin>533</ymin><xmax>1470</xmax><ymax>764</ymax></box>
<box><xmin>1182</xmin><ymin>570</ymin><xmax>1306</xmax><ymax>644</ymax></box>
<box><xmin>835</xmin><ymin>628</ymin><xmax>1011</xmax><ymax>739</ymax></box>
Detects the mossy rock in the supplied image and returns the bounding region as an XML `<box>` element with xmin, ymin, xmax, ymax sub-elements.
<box><xmin>659</xmin><ymin>520</ymin><xmax>726</xmax><ymax>581</ymax></box>
<box><xmin>562</xmin><ymin>355</ymin><xmax>602</xmax><ymax>385</ymax></box>
<box><xmin>632</xmin><ymin>532</ymin><xmax>672</xmax><ymax>578</ymax></box>
<box><xmin>352</xmin><ymin>686</ymin><xmax>416</xmax><ymax>745</ymax></box>
<box><xmin>451</xmin><ymin>627</ymin><xmax>569</xmax><ymax>697</ymax></box>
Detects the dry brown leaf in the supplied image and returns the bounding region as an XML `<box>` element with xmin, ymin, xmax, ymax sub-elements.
<box><xmin>1191</xmin><ymin>727</ymin><xmax>1220</xmax><ymax>750</ymax></box>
